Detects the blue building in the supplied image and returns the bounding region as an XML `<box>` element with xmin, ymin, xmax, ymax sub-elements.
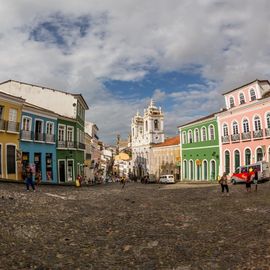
<box><xmin>20</xmin><ymin>103</ymin><xmax>57</xmax><ymax>183</ymax></box>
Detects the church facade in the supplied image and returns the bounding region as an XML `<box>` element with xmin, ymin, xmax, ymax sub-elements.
<box><xmin>131</xmin><ymin>100</ymin><xmax>164</xmax><ymax>178</ymax></box>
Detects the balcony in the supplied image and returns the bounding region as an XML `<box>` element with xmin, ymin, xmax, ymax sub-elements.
<box><xmin>78</xmin><ymin>142</ymin><xmax>85</xmax><ymax>150</ymax></box>
<box><xmin>57</xmin><ymin>140</ymin><xmax>66</xmax><ymax>148</ymax></box>
<box><xmin>7</xmin><ymin>121</ymin><xmax>19</xmax><ymax>132</ymax></box>
<box><xmin>67</xmin><ymin>141</ymin><xmax>75</xmax><ymax>148</ymax></box>
<box><xmin>45</xmin><ymin>134</ymin><xmax>55</xmax><ymax>143</ymax></box>
<box><xmin>241</xmin><ymin>132</ymin><xmax>251</xmax><ymax>141</ymax></box>
<box><xmin>231</xmin><ymin>133</ymin><xmax>240</xmax><ymax>142</ymax></box>
<box><xmin>0</xmin><ymin>119</ymin><xmax>5</xmax><ymax>130</ymax></box>
<box><xmin>21</xmin><ymin>130</ymin><xmax>32</xmax><ymax>140</ymax></box>
<box><xmin>34</xmin><ymin>132</ymin><xmax>44</xmax><ymax>141</ymax></box>
<box><xmin>253</xmin><ymin>129</ymin><xmax>263</xmax><ymax>139</ymax></box>
<box><xmin>265</xmin><ymin>128</ymin><xmax>270</xmax><ymax>138</ymax></box>
<box><xmin>221</xmin><ymin>136</ymin><xmax>230</xmax><ymax>144</ymax></box>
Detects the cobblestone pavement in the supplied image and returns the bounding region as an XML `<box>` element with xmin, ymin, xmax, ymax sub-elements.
<box><xmin>0</xmin><ymin>181</ymin><xmax>270</xmax><ymax>270</ymax></box>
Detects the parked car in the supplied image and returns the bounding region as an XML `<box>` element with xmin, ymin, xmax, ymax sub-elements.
<box><xmin>231</xmin><ymin>161</ymin><xmax>270</xmax><ymax>185</ymax></box>
<box><xmin>159</xmin><ymin>175</ymin><xmax>175</xmax><ymax>184</ymax></box>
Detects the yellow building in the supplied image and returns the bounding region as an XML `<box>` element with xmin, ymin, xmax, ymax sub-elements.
<box><xmin>0</xmin><ymin>91</ymin><xmax>24</xmax><ymax>180</ymax></box>
<box><xmin>150</xmin><ymin>136</ymin><xmax>181</xmax><ymax>180</ymax></box>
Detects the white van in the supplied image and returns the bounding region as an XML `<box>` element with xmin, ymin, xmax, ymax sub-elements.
<box><xmin>159</xmin><ymin>175</ymin><xmax>175</xmax><ymax>184</ymax></box>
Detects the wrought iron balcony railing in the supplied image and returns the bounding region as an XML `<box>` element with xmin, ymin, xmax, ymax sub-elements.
<box><xmin>21</xmin><ymin>130</ymin><xmax>32</xmax><ymax>140</ymax></box>
<box><xmin>45</xmin><ymin>134</ymin><xmax>55</xmax><ymax>143</ymax></box>
<box><xmin>0</xmin><ymin>119</ymin><xmax>5</xmax><ymax>130</ymax></box>
<box><xmin>34</xmin><ymin>132</ymin><xmax>44</xmax><ymax>141</ymax></box>
<box><xmin>7</xmin><ymin>121</ymin><xmax>20</xmax><ymax>132</ymax></box>
<box><xmin>253</xmin><ymin>129</ymin><xmax>263</xmax><ymax>139</ymax></box>
<box><xmin>241</xmin><ymin>131</ymin><xmax>251</xmax><ymax>140</ymax></box>
<box><xmin>265</xmin><ymin>128</ymin><xmax>270</xmax><ymax>137</ymax></box>
<box><xmin>57</xmin><ymin>140</ymin><xmax>85</xmax><ymax>149</ymax></box>
<box><xmin>231</xmin><ymin>133</ymin><xmax>240</xmax><ymax>142</ymax></box>
<box><xmin>221</xmin><ymin>136</ymin><xmax>230</xmax><ymax>143</ymax></box>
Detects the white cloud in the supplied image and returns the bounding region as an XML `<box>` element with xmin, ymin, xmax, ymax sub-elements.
<box><xmin>0</xmin><ymin>1</ymin><xmax>270</xmax><ymax>142</ymax></box>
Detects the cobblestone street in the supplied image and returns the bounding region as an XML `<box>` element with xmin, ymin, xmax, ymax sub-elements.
<box><xmin>0</xmin><ymin>181</ymin><xmax>270</xmax><ymax>269</ymax></box>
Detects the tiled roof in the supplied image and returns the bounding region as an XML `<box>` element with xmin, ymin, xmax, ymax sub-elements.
<box><xmin>153</xmin><ymin>135</ymin><xmax>180</xmax><ymax>148</ymax></box>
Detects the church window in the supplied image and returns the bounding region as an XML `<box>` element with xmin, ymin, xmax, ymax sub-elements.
<box><xmin>145</xmin><ymin>121</ymin><xmax>148</xmax><ymax>132</ymax></box>
<box><xmin>154</xmin><ymin>120</ymin><xmax>159</xmax><ymax>130</ymax></box>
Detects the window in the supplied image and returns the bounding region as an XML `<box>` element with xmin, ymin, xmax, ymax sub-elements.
<box><xmin>267</xmin><ymin>113</ymin><xmax>270</xmax><ymax>129</ymax></box>
<box><xmin>243</xmin><ymin>119</ymin><xmax>250</xmax><ymax>133</ymax></box>
<box><xmin>35</xmin><ymin>120</ymin><xmax>43</xmax><ymax>141</ymax></box>
<box><xmin>223</xmin><ymin>124</ymin><xmax>229</xmax><ymax>137</ymax></box>
<box><xmin>245</xmin><ymin>148</ymin><xmax>251</xmax><ymax>165</ymax></box>
<box><xmin>154</xmin><ymin>119</ymin><xmax>159</xmax><ymax>130</ymax></box>
<box><xmin>182</xmin><ymin>132</ymin><xmax>187</xmax><ymax>144</ymax></box>
<box><xmin>188</xmin><ymin>130</ymin><xmax>193</xmax><ymax>143</ymax></box>
<box><xmin>22</xmin><ymin>117</ymin><xmax>31</xmax><ymax>131</ymax></box>
<box><xmin>0</xmin><ymin>106</ymin><xmax>3</xmax><ymax>118</ymax></box>
<box><xmin>67</xmin><ymin>126</ymin><xmax>74</xmax><ymax>146</ymax></box>
<box><xmin>234</xmin><ymin>150</ymin><xmax>240</xmax><ymax>170</ymax></box>
<box><xmin>210</xmin><ymin>160</ymin><xmax>216</xmax><ymax>180</ymax></box>
<box><xmin>203</xmin><ymin>160</ymin><xmax>207</xmax><ymax>180</ymax></box>
<box><xmin>145</xmin><ymin>121</ymin><xmax>148</xmax><ymax>132</ymax></box>
<box><xmin>8</xmin><ymin>108</ymin><xmax>18</xmax><ymax>131</ymax></box>
<box><xmin>229</xmin><ymin>97</ymin><xmax>235</xmax><ymax>108</ymax></box>
<box><xmin>195</xmin><ymin>129</ymin><xmax>199</xmax><ymax>142</ymax></box>
<box><xmin>7</xmin><ymin>145</ymin><xmax>16</xmax><ymax>174</ymax></box>
<box><xmin>189</xmin><ymin>160</ymin><xmax>194</xmax><ymax>180</ymax></box>
<box><xmin>239</xmin><ymin>93</ymin><xmax>245</xmax><ymax>104</ymax></box>
<box><xmin>46</xmin><ymin>122</ymin><xmax>54</xmax><ymax>135</ymax></box>
<box><xmin>254</xmin><ymin>116</ymin><xmax>261</xmax><ymax>131</ymax></box>
<box><xmin>225</xmin><ymin>150</ymin><xmax>230</xmax><ymax>174</ymax></box>
<box><xmin>209</xmin><ymin>125</ymin><xmax>215</xmax><ymax>140</ymax></box>
<box><xmin>232</xmin><ymin>121</ymin><xmax>239</xmax><ymax>135</ymax></box>
<box><xmin>250</xmin><ymin>89</ymin><xmax>256</xmax><ymax>101</ymax></box>
<box><xmin>140</xmin><ymin>127</ymin><xmax>143</xmax><ymax>134</ymax></box>
<box><xmin>183</xmin><ymin>160</ymin><xmax>187</xmax><ymax>179</ymax></box>
<box><xmin>256</xmin><ymin>148</ymin><xmax>263</xmax><ymax>162</ymax></box>
<box><xmin>58</xmin><ymin>125</ymin><xmax>65</xmax><ymax>141</ymax></box>
<box><xmin>201</xmin><ymin>127</ymin><xmax>207</xmax><ymax>141</ymax></box>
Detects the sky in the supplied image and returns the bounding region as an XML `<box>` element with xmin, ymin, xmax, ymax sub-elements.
<box><xmin>1</xmin><ymin>0</ymin><xmax>270</xmax><ymax>144</ymax></box>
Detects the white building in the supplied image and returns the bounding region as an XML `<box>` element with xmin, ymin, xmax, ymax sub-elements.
<box><xmin>131</xmin><ymin>100</ymin><xmax>164</xmax><ymax>178</ymax></box>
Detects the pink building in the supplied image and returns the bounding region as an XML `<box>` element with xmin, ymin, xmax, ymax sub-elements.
<box><xmin>217</xmin><ymin>79</ymin><xmax>270</xmax><ymax>176</ymax></box>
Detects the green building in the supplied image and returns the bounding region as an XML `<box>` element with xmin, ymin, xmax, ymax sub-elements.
<box><xmin>179</xmin><ymin>112</ymin><xmax>220</xmax><ymax>181</ymax></box>
<box><xmin>57</xmin><ymin>95</ymin><xmax>89</xmax><ymax>183</ymax></box>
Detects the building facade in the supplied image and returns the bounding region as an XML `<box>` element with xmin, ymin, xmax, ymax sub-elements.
<box><xmin>131</xmin><ymin>100</ymin><xmax>164</xmax><ymax>178</ymax></box>
<box><xmin>179</xmin><ymin>113</ymin><xmax>219</xmax><ymax>181</ymax></box>
<box><xmin>218</xmin><ymin>79</ymin><xmax>270</xmax><ymax>175</ymax></box>
<box><xmin>0</xmin><ymin>80</ymin><xmax>89</xmax><ymax>183</ymax></box>
<box><xmin>0</xmin><ymin>91</ymin><xmax>24</xmax><ymax>180</ymax></box>
<box><xmin>20</xmin><ymin>103</ymin><xmax>57</xmax><ymax>182</ymax></box>
<box><xmin>149</xmin><ymin>136</ymin><xmax>180</xmax><ymax>180</ymax></box>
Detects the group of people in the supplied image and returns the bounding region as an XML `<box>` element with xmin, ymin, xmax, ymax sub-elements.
<box><xmin>219</xmin><ymin>168</ymin><xmax>258</xmax><ymax>195</ymax></box>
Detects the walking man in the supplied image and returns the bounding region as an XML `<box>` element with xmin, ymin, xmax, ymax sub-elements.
<box><xmin>219</xmin><ymin>172</ymin><xmax>229</xmax><ymax>195</ymax></box>
<box><xmin>23</xmin><ymin>165</ymin><xmax>35</xmax><ymax>192</ymax></box>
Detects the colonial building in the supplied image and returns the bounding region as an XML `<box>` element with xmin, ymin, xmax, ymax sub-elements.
<box><xmin>149</xmin><ymin>136</ymin><xmax>180</xmax><ymax>180</ymax></box>
<box><xmin>0</xmin><ymin>91</ymin><xmax>24</xmax><ymax>180</ymax></box>
<box><xmin>131</xmin><ymin>100</ymin><xmax>164</xmax><ymax>178</ymax></box>
<box><xmin>179</xmin><ymin>112</ymin><xmax>220</xmax><ymax>181</ymax></box>
<box><xmin>20</xmin><ymin>103</ymin><xmax>57</xmax><ymax>183</ymax></box>
<box><xmin>0</xmin><ymin>80</ymin><xmax>89</xmax><ymax>183</ymax></box>
<box><xmin>217</xmin><ymin>79</ymin><xmax>270</xmax><ymax>175</ymax></box>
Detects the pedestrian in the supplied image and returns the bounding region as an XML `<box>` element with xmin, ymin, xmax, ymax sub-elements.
<box><xmin>121</xmin><ymin>177</ymin><xmax>126</xmax><ymax>189</ymax></box>
<box><xmin>246</xmin><ymin>168</ymin><xmax>253</xmax><ymax>192</ymax></box>
<box><xmin>219</xmin><ymin>172</ymin><xmax>229</xmax><ymax>195</ymax></box>
<box><xmin>23</xmin><ymin>164</ymin><xmax>35</xmax><ymax>192</ymax></box>
<box><xmin>253</xmin><ymin>168</ymin><xmax>258</xmax><ymax>192</ymax></box>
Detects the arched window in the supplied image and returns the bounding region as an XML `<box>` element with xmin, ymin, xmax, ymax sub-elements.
<box><xmin>201</xmin><ymin>127</ymin><xmax>207</xmax><ymax>141</ymax></box>
<box><xmin>154</xmin><ymin>119</ymin><xmax>159</xmax><ymax>130</ymax></box>
<box><xmin>225</xmin><ymin>150</ymin><xmax>230</xmax><ymax>174</ymax></box>
<box><xmin>232</xmin><ymin>121</ymin><xmax>239</xmax><ymax>134</ymax></box>
<box><xmin>223</xmin><ymin>124</ymin><xmax>229</xmax><ymax>136</ymax></box>
<box><xmin>182</xmin><ymin>132</ymin><xmax>187</xmax><ymax>144</ymax></box>
<box><xmin>183</xmin><ymin>160</ymin><xmax>188</xmax><ymax>179</ymax></box>
<box><xmin>188</xmin><ymin>130</ymin><xmax>193</xmax><ymax>143</ymax></box>
<box><xmin>266</xmin><ymin>113</ymin><xmax>270</xmax><ymax>129</ymax></box>
<box><xmin>256</xmin><ymin>148</ymin><xmax>263</xmax><ymax>162</ymax></box>
<box><xmin>132</xmin><ymin>128</ymin><xmax>134</xmax><ymax>137</ymax></box>
<box><xmin>229</xmin><ymin>97</ymin><xmax>235</xmax><ymax>108</ymax></box>
<box><xmin>210</xmin><ymin>160</ymin><xmax>216</xmax><ymax>180</ymax></box>
<box><xmin>254</xmin><ymin>116</ymin><xmax>261</xmax><ymax>131</ymax></box>
<box><xmin>145</xmin><ymin>121</ymin><xmax>148</xmax><ymax>132</ymax></box>
<box><xmin>203</xmin><ymin>160</ymin><xmax>207</xmax><ymax>180</ymax></box>
<box><xmin>234</xmin><ymin>150</ymin><xmax>240</xmax><ymax>171</ymax></box>
<box><xmin>250</xmin><ymin>89</ymin><xmax>256</xmax><ymax>101</ymax></box>
<box><xmin>243</xmin><ymin>119</ymin><xmax>250</xmax><ymax>133</ymax></box>
<box><xmin>209</xmin><ymin>125</ymin><xmax>215</xmax><ymax>140</ymax></box>
<box><xmin>196</xmin><ymin>161</ymin><xmax>200</xmax><ymax>180</ymax></box>
<box><xmin>189</xmin><ymin>160</ymin><xmax>194</xmax><ymax>180</ymax></box>
<box><xmin>239</xmin><ymin>93</ymin><xmax>245</xmax><ymax>104</ymax></box>
<box><xmin>245</xmin><ymin>148</ymin><xmax>251</xmax><ymax>165</ymax></box>
<box><xmin>195</xmin><ymin>128</ymin><xmax>199</xmax><ymax>142</ymax></box>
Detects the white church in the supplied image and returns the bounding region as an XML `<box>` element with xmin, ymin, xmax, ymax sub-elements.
<box><xmin>131</xmin><ymin>100</ymin><xmax>164</xmax><ymax>178</ymax></box>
